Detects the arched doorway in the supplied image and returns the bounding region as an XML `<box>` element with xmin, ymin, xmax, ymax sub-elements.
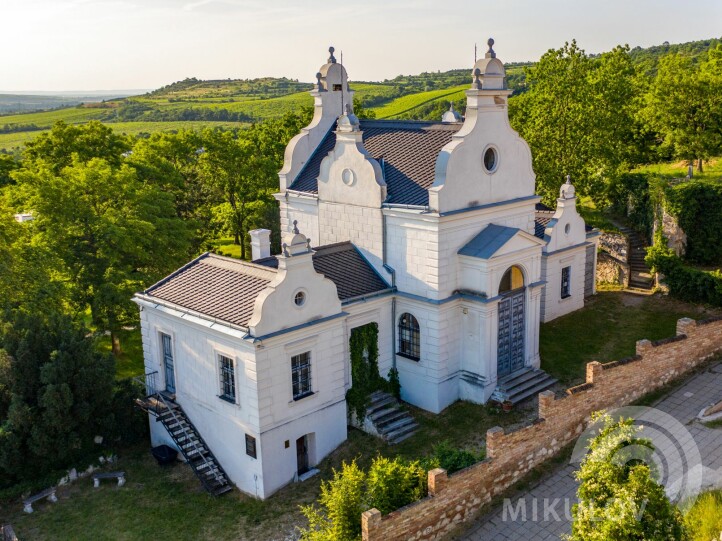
<box><xmin>497</xmin><ymin>266</ymin><xmax>525</xmax><ymax>377</ymax></box>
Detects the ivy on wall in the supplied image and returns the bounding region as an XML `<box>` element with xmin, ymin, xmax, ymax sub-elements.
<box><xmin>346</xmin><ymin>323</ymin><xmax>386</xmax><ymax>421</ymax></box>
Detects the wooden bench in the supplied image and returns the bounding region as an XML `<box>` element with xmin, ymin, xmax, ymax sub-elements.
<box><xmin>92</xmin><ymin>471</ymin><xmax>126</xmax><ymax>488</ymax></box>
<box><xmin>22</xmin><ymin>487</ymin><xmax>57</xmax><ymax>513</ymax></box>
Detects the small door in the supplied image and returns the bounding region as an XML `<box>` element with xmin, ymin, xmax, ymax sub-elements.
<box><xmin>497</xmin><ymin>290</ymin><xmax>526</xmax><ymax>377</ymax></box>
<box><xmin>161</xmin><ymin>333</ymin><xmax>176</xmax><ymax>394</ymax></box>
<box><xmin>296</xmin><ymin>435</ymin><xmax>309</xmax><ymax>476</ymax></box>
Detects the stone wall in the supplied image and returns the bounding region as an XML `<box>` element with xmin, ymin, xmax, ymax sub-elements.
<box><xmin>362</xmin><ymin>316</ymin><xmax>722</xmax><ymax>541</ymax></box>
<box><xmin>1</xmin><ymin>525</ymin><xmax>18</xmax><ymax>541</ymax></box>
<box><xmin>596</xmin><ymin>251</ymin><xmax>629</xmax><ymax>287</ymax></box>
<box><xmin>656</xmin><ymin>206</ymin><xmax>687</xmax><ymax>257</ymax></box>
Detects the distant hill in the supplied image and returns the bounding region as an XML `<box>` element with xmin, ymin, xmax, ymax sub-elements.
<box><xmin>0</xmin><ymin>36</ymin><xmax>718</xmax><ymax>151</ymax></box>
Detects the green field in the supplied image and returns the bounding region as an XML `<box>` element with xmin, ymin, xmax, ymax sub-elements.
<box><xmin>370</xmin><ymin>84</ymin><xmax>468</xmax><ymax>119</ymax></box>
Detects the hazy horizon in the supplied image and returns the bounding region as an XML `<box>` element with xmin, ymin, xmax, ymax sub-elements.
<box><xmin>3</xmin><ymin>0</ymin><xmax>721</xmax><ymax>92</ymax></box>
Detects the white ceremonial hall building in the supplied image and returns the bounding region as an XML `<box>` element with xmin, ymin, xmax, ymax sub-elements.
<box><xmin>133</xmin><ymin>40</ymin><xmax>599</xmax><ymax>499</ymax></box>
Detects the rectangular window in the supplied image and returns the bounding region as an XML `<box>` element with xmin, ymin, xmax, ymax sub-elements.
<box><xmin>332</xmin><ymin>83</ymin><xmax>342</xmax><ymax>91</ymax></box>
<box><xmin>219</xmin><ymin>354</ymin><xmax>236</xmax><ymax>403</ymax></box>
<box><xmin>245</xmin><ymin>434</ymin><xmax>257</xmax><ymax>459</ymax></box>
<box><xmin>291</xmin><ymin>352</ymin><xmax>312</xmax><ymax>400</ymax></box>
<box><xmin>561</xmin><ymin>266</ymin><xmax>571</xmax><ymax>299</ymax></box>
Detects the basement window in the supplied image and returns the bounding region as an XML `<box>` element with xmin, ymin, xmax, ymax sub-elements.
<box><xmin>245</xmin><ymin>434</ymin><xmax>257</xmax><ymax>459</ymax></box>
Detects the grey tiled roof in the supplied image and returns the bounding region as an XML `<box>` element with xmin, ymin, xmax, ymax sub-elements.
<box><xmin>289</xmin><ymin>120</ymin><xmax>461</xmax><ymax>206</ymax></box>
<box><xmin>144</xmin><ymin>254</ymin><xmax>277</xmax><ymax>327</ymax></box>
<box><xmin>255</xmin><ymin>241</ymin><xmax>390</xmax><ymax>301</ymax></box>
<box><xmin>534</xmin><ymin>203</ymin><xmax>555</xmax><ymax>239</ymax></box>
<box><xmin>458</xmin><ymin>224</ymin><xmax>521</xmax><ymax>259</ymax></box>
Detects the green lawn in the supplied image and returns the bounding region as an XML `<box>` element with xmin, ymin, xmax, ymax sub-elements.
<box><xmin>210</xmin><ymin>237</ymin><xmax>243</xmax><ymax>259</ymax></box>
<box><xmin>540</xmin><ymin>291</ymin><xmax>722</xmax><ymax>386</ymax></box>
<box><xmin>636</xmin><ymin>157</ymin><xmax>722</xmax><ymax>182</ymax></box>
<box><xmin>96</xmin><ymin>328</ymin><xmax>145</xmax><ymax>380</ymax></box>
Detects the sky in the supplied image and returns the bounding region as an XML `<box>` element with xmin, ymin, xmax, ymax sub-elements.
<box><xmin>1</xmin><ymin>0</ymin><xmax>721</xmax><ymax>92</ymax></box>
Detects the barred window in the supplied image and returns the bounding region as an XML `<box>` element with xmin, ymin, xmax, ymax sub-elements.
<box><xmin>561</xmin><ymin>266</ymin><xmax>571</xmax><ymax>299</ymax></box>
<box><xmin>398</xmin><ymin>313</ymin><xmax>420</xmax><ymax>361</ymax></box>
<box><xmin>245</xmin><ymin>434</ymin><xmax>257</xmax><ymax>459</ymax></box>
<box><xmin>291</xmin><ymin>352</ymin><xmax>312</xmax><ymax>400</ymax></box>
<box><xmin>219</xmin><ymin>354</ymin><xmax>236</xmax><ymax>403</ymax></box>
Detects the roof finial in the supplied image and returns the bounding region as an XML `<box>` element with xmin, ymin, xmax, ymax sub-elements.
<box><xmin>565</xmin><ymin>174</ymin><xmax>572</xmax><ymax>184</ymax></box>
<box><xmin>328</xmin><ymin>46</ymin><xmax>336</xmax><ymax>64</ymax></box>
<box><xmin>472</xmin><ymin>68</ymin><xmax>482</xmax><ymax>90</ymax></box>
<box><xmin>486</xmin><ymin>37</ymin><xmax>496</xmax><ymax>59</ymax></box>
<box><xmin>449</xmin><ymin>101</ymin><xmax>455</xmax><ymax>112</ymax></box>
<box><xmin>293</xmin><ymin>220</ymin><xmax>299</xmax><ymax>234</ymax></box>
<box><xmin>315</xmin><ymin>71</ymin><xmax>323</xmax><ymax>90</ymax></box>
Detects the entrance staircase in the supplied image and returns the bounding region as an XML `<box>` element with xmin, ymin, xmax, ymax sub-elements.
<box><xmin>491</xmin><ymin>368</ymin><xmax>557</xmax><ymax>406</ymax></box>
<box><xmin>135</xmin><ymin>374</ymin><xmax>232</xmax><ymax>496</ymax></box>
<box><xmin>366</xmin><ymin>391</ymin><xmax>419</xmax><ymax>445</ymax></box>
<box><xmin>618</xmin><ymin>225</ymin><xmax>654</xmax><ymax>291</ymax></box>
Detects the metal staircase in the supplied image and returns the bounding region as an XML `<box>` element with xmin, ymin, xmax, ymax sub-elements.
<box><xmin>135</xmin><ymin>372</ymin><xmax>233</xmax><ymax>496</ymax></box>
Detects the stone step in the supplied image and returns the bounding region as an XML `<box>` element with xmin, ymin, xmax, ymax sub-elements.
<box><xmin>508</xmin><ymin>378</ymin><xmax>558</xmax><ymax>405</ymax></box>
<box><xmin>375</xmin><ymin>410</ymin><xmax>409</xmax><ymax>430</ymax></box>
<box><xmin>386</xmin><ymin>422</ymin><xmax>419</xmax><ymax>445</ymax></box>
<box><xmin>507</xmin><ymin>374</ymin><xmax>557</xmax><ymax>404</ymax></box>
<box><xmin>366</xmin><ymin>395</ymin><xmax>397</xmax><ymax>415</ymax></box>
<box><xmin>379</xmin><ymin>415</ymin><xmax>416</xmax><ymax>435</ymax></box>
<box><xmin>498</xmin><ymin>368</ymin><xmax>540</xmax><ymax>391</ymax></box>
<box><xmin>369</xmin><ymin>406</ymin><xmax>401</xmax><ymax>422</ymax></box>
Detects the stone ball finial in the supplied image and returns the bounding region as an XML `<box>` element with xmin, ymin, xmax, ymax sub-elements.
<box><xmin>293</xmin><ymin>219</ymin><xmax>299</xmax><ymax>234</ymax></box>
<box><xmin>487</xmin><ymin>37</ymin><xmax>495</xmax><ymax>50</ymax></box>
<box><xmin>316</xmin><ymin>72</ymin><xmax>322</xmax><ymax>83</ymax></box>
<box><xmin>486</xmin><ymin>37</ymin><xmax>496</xmax><ymax>59</ymax></box>
<box><xmin>560</xmin><ymin>175</ymin><xmax>576</xmax><ymax>199</ymax></box>
<box><xmin>328</xmin><ymin>46</ymin><xmax>336</xmax><ymax>63</ymax></box>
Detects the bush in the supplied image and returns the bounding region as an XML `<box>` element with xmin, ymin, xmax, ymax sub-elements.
<box><xmin>663</xmin><ymin>179</ymin><xmax>722</xmax><ymax>265</ymax></box>
<box><xmin>685</xmin><ymin>491</ymin><xmax>722</xmax><ymax>541</ymax></box>
<box><xmin>606</xmin><ymin>172</ymin><xmax>654</xmax><ymax>239</ymax></box>
<box><xmin>646</xmin><ymin>243</ymin><xmax>722</xmax><ymax>305</ymax></box>
<box><xmin>300</xmin><ymin>456</ymin><xmax>428</xmax><ymax>540</ymax></box>
<box><xmin>421</xmin><ymin>440</ymin><xmax>484</xmax><ymax>474</ymax></box>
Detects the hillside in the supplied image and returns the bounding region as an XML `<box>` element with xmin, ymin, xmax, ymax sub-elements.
<box><xmin>0</xmin><ymin>36</ymin><xmax>718</xmax><ymax>151</ymax></box>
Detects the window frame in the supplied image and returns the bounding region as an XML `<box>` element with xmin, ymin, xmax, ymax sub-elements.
<box><xmin>245</xmin><ymin>434</ymin><xmax>257</xmax><ymax>459</ymax></box>
<box><xmin>561</xmin><ymin>266</ymin><xmax>572</xmax><ymax>299</ymax></box>
<box><xmin>291</xmin><ymin>351</ymin><xmax>313</xmax><ymax>400</ymax></box>
<box><xmin>397</xmin><ymin>312</ymin><xmax>421</xmax><ymax>361</ymax></box>
<box><xmin>218</xmin><ymin>353</ymin><xmax>237</xmax><ymax>404</ymax></box>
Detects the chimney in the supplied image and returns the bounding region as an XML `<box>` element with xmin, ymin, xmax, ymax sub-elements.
<box><xmin>249</xmin><ymin>229</ymin><xmax>271</xmax><ymax>261</ymax></box>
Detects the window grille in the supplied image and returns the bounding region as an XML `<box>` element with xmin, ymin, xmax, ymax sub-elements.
<box><xmin>398</xmin><ymin>313</ymin><xmax>420</xmax><ymax>360</ymax></box>
<box><xmin>219</xmin><ymin>354</ymin><xmax>236</xmax><ymax>402</ymax></box>
<box><xmin>291</xmin><ymin>352</ymin><xmax>312</xmax><ymax>399</ymax></box>
<box><xmin>561</xmin><ymin>266</ymin><xmax>571</xmax><ymax>299</ymax></box>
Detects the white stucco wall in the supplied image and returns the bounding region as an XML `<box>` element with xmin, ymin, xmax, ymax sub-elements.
<box><xmin>540</xmin><ymin>245</ymin><xmax>588</xmax><ymax>322</ymax></box>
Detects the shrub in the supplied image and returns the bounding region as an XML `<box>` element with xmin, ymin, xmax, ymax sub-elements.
<box><xmin>366</xmin><ymin>456</ymin><xmax>426</xmax><ymax>515</ymax></box>
<box><xmin>646</xmin><ymin>243</ymin><xmax>722</xmax><ymax>306</ymax></box>
<box><xmin>568</xmin><ymin>411</ymin><xmax>687</xmax><ymax>541</ymax></box>
<box><xmin>684</xmin><ymin>491</ymin><xmax>722</xmax><ymax>541</ymax></box>
<box><xmin>421</xmin><ymin>440</ymin><xmax>484</xmax><ymax>474</ymax></box>
<box><xmin>387</xmin><ymin>368</ymin><xmax>401</xmax><ymax>400</ymax></box>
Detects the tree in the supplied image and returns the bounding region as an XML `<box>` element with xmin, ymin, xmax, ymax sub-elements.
<box><xmin>568</xmin><ymin>411</ymin><xmax>688</xmax><ymax>541</ymax></box>
<box><xmin>14</xmin><ymin>158</ymin><xmax>191</xmax><ymax>354</ymax></box>
<box><xmin>510</xmin><ymin>41</ymin><xmax>641</xmax><ymax>205</ymax></box>
<box><xmin>0</xmin><ymin>312</ymin><xmax>115</xmax><ymax>485</ymax></box>
<box><xmin>23</xmin><ymin>120</ymin><xmax>131</xmax><ymax>174</ymax></box>
<box><xmin>0</xmin><ymin>154</ymin><xmax>18</xmax><ymax>187</ymax></box>
<box><xmin>199</xmin><ymin>129</ymin><xmax>277</xmax><ymax>259</ymax></box>
<box><xmin>642</xmin><ymin>45</ymin><xmax>722</xmax><ymax>172</ymax></box>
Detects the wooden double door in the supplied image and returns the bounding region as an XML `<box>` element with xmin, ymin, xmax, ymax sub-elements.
<box><xmin>497</xmin><ymin>289</ymin><xmax>525</xmax><ymax>377</ymax></box>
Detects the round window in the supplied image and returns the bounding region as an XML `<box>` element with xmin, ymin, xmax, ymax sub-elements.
<box><xmin>483</xmin><ymin>147</ymin><xmax>498</xmax><ymax>173</ymax></box>
<box><xmin>294</xmin><ymin>291</ymin><xmax>306</xmax><ymax>306</ymax></box>
<box><xmin>341</xmin><ymin>168</ymin><xmax>355</xmax><ymax>186</ymax></box>
<box><xmin>564</xmin><ymin>223</ymin><xmax>571</xmax><ymax>235</ymax></box>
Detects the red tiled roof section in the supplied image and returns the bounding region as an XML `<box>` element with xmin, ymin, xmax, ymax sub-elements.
<box><xmin>289</xmin><ymin>120</ymin><xmax>461</xmax><ymax>206</ymax></box>
<box><xmin>145</xmin><ymin>254</ymin><xmax>277</xmax><ymax>327</ymax></box>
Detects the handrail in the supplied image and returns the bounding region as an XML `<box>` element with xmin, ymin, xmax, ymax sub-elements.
<box><xmin>155</xmin><ymin>392</ymin><xmax>226</xmax><ymax>487</ymax></box>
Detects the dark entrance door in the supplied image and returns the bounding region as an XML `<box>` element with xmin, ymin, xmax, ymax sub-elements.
<box><xmin>497</xmin><ymin>289</ymin><xmax>525</xmax><ymax>377</ymax></box>
<box><xmin>161</xmin><ymin>333</ymin><xmax>176</xmax><ymax>393</ymax></box>
<box><xmin>296</xmin><ymin>435</ymin><xmax>309</xmax><ymax>476</ymax></box>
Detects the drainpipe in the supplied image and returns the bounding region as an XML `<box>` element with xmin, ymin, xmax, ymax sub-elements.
<box><xmin>382</xmin><ymin>208</ymin><xmax>397</xmax><ymax>371</ymax></box>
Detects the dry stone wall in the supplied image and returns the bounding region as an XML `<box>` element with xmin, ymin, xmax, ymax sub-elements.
<box><xmin>362</xmin><ymin>316</ymin><xmax>722</xmax><ymax>541</ymax></box>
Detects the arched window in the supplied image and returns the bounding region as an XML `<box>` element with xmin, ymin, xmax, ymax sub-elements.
<box><xmin>499</xmin><ymin>265</ymin><xmax>524</xmax><ymax>294</ymax></box>
<box><xmin>398</xmin><ymin>313</ymin><xmax>420</xmax><ymax>361</ymax></box>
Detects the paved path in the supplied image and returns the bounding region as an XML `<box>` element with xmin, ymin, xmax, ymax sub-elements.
<box><xmin>460</xmin><ymin>362</ymin><xmax>722</xmax><ymax>541</ymax></box>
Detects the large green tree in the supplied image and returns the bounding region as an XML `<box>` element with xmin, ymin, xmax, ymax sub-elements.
<box><xmin>14</xmin><ymin>157</ymin><xmax>191</xmax><ymax>354</ymax></box>
<box><xmin>199</xmin><ymin>129</ymin><xmax>278</xmax><ymax>259</ymax></box>
<box><xmin>568</xmin><ymin>412</ymin><xmax>687</xmax><ymax>541</ymax></box>
<box><xmin>0</xmin><ymin>313</ymin><xmax>115</xmax><ymax>485</ymax></box>
<box><xmin>642</xmin><ymin>44</ymin><xmax>722</xmax><ymax>172</ymax></box>
<box><xmin>510</xmin><ymin>41</ymin><xmax>641</xmax><ymax>204</ymax></box>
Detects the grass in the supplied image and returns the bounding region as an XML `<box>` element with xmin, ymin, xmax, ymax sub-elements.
<box><xmin>540</xmin><ymin>291</ymin><xmax>722</xmax><ymax>386</ymax></box>
<box><xmin>636</xmin><ymin>157</ymin><xmax>722</xmax><ymax>182</ymax></box>
<box><xmin>210</xmin><ymin>237</ymin><xmax>243</xmax><ymax>259</ymax></box>
<box><xmin>703</xmin><ymin>419</ymin><xmax>722</xmax><ymax>429</ymax></box>
<box><xmin>370</xmin><ymin>84</ymin><xmax>468</xmax><ymax>119</ymax></box>
<box><xmin>95</xmin><ymin>328</ymin><xmax>145</xmax><ymax>380</ymax></box>
<box><xmin>685</xmin><ymin>490</ymin><xmax>722</xmax><ymax>541</ymax></box>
